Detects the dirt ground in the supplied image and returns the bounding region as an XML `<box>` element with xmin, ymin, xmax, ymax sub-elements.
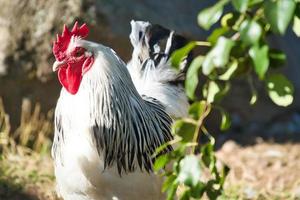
<box><xmin>217</xmin><ymin>141</ymin><xmax>300</xmax><ymax>199</ymax></box>
<box><xmin>1</xmin><ymin>141</ymin><xmax>300</xmax><ymax>200</ymax></box>
<box><xmin>0</xmin><ymin>147</ymin><xmax>58</xmax><ymax>200</ymax></box>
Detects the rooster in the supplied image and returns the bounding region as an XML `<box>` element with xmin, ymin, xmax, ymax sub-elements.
<box><xmin>51</xmin><ymin>21</ymin><xmax>189</xmax><ymax>200</ymax></box>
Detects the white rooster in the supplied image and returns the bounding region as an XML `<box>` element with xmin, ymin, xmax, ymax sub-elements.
<box><xmin>51</xmin><ymin>21</ymin><xmax>189</xmax><ymax>200</ymax></box>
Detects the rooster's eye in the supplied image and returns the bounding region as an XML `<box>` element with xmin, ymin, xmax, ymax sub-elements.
<box><xmin>74</xmin><ymin>48</ymin><xmax>85</xmax><ymax>57</ymax></box>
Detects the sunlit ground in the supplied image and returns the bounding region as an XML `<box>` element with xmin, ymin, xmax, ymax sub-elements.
<box><xmin>218</xmin><ymin>141</ymin><xmax>300</xmax><ymax>200</ymax></box>
<box><xmin>1</xmin><ymin>141</ymin><xmax>300</xmax><ymax>200</ymax></box>
<box><xmin>0</xmin><ymin>146</ymin><xmax>57</xmax><ymax>200</ymax></box>
<box><xmin>1</xmin><ymin>98</ymin><xmax>300</xmax><ymax>200</ymax></box>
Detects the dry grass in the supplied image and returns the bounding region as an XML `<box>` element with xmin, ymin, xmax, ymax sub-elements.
<box><xmin>0</xmin><ymin>98</ymin><xmax>11</xmax><ymax>152</ymax></box>
<box><xmin>0</xmin><ymin>96</ymin><xmax>54</xmax><ymax>153</ymax></box>
<box><xmin>13</xmin><ymin>98</ymin><xmax>54</xmax><ymax>153</ymax></box>
<box><xmin>0</xmin><ymin>97</ymin><xmax>58</xmax><ymax>200</ymax></box>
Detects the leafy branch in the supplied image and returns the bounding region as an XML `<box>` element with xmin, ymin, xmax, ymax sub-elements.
<box><xmin>154</xmin><ymin>0</ymin><xmax>299</xmax><ymax>199</ymax></box>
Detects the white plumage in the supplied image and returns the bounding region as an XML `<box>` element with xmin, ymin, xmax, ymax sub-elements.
<box><xmin>52</xmin><ymin>20</ymin><xmax>189</xmax><ymax>200</ymax></box>
<box><xmin>127</xmin><ymin>20</ymin><xmax>189</xmax><ymax>118</ymax></box>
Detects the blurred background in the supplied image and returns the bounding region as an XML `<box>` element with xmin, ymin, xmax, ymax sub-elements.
<box><xmin>0</xmin><ymin>0</ymin><xmax>299</xmax><ymax>199</ymax></box>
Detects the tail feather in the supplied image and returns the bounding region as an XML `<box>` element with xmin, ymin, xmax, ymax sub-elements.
<box><xmin>127</xmin><ymin>20</ymin><xmax>190</xmax><ymax>118</ymax></box>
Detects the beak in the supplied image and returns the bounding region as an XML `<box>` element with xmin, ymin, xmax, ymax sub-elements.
<box><xmin>53</xmin><ymin>60</ymin><xmax>65</xmax><ymax>72</ymax></box>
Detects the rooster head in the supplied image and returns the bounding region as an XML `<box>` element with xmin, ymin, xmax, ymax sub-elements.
<box><xmin>52</xmin><ymin>21</ymin><xmax>94</xmax><ymax>95</ymax></box>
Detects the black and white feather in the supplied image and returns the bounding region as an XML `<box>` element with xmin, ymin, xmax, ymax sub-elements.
<box><xmin>127</xmin><ymin>20</ymin><xmax>190</xmax><ymax>118</ymax></box>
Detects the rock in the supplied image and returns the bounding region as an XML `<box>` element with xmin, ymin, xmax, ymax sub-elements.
<box><xmin>243</xmin><ymin>186</ymin><xmax>257</xmax><ymax>199</ymax></box>
<box><xmin>220</xmin><ymin>140</ymin><xmax>239</xmax><ymax>153</ymax></box>
<box><xmin>0</xmin><ymin>0</ymin><xmax>95</xmax><ymax>80</ymax></box>
<box><xmin>263</xmin><ymin>149</ymin><xmax>284</xmax><ymax>158</ymax></box>
<box><xmin>0</xmin><ymin>0</ymin><xmax>95</xmax><ymax>127</ymax></box>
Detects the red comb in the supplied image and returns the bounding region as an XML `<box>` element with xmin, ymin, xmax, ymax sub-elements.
<box><xmin>53</xmin><ymin>21</ymin><xmax>89</xmax><ymax>61</ymax></box>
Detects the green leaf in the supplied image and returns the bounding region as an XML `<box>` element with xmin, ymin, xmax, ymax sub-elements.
<box><xmin>248</xmin><ymin>0</ymin><xmax>263</xmax><ymax>7</ymax></box>
<box><xmin>296</xmin><ymin>3</ymin><xmax>300</xmax><ymax>18</ymax></box>
<box><xmin>166</xmin><ymin>182</ymin><xmax>179</xmax><ymax>200</ymax></box>
<box><xmin>203</xmin><ymin>81</ymin><xmax>230</xmax><ymax>103</ymax></box>
<box><xmin>219</xmin><ymin>165</ymin><xmax>230</xmax><ymax>187</ymax></box>
<box><xmin>171</xmin><ymin>42</ymin><xmax>196</xmax><ymax>69</ymax></box>
<box><xmin>294</xmin><ymin>3</ymin><xmax>300</xmax><ymax>35</ymax></box>
<box><xmin>201</xmin><ymin>142</ymin><xmax>215</xmax><ymax>168</ymax></box>
<box><xmin>189</xmin><ymin>101</ymin><xmax>207</xmax><ymax>120</ymax></box>
<box><xmin>293</xmin><ymin>16</ymin><xmax>300</xmax><ymax>37</ymax></box>
<box><xmin>269</xmin><ymin>49</ymin><xmax>287</xmax><ymax>68</ymax></box>
<box><xmin>210</xmin><ymin>37</ymin><xmax>234</xmax><ymax>67</ymax></box>
<box><xmin>232</xmin><ymin>0</ymin><xmax>249</xmax><ymax>12</ymax></box>
<box><xmin>202</xmin><ymin>55</ymin><xmax>215</xmax><ymax>76</ymax></box>
<box><xmin>153</xmin><ymin>154</ymin><xmax>169</xmax><ymax>171</ymax></box>
<box><xmin>198</xmin><ymin>0</ymin><xmax>229</xmax><ymax>30</ymax></box>
<box><xmin>190</xmin><ymin>182</ymin><xmax>206</xmax><ymax>198</ymax></box>
<box><xmin>162</xmin><ymin>175</ymin><xmax>177</xmax><ymax>192</ymax></box>
<box><xmin>185</xmin><ymin>56</ymin><xmax>204</xmax><ymax>99</ymax></box>
<box><xmin>206</xmin><ymin>181</ymin><xmax>222</xmax><ymax>200</ymax></box>
<box><xmin>219</xmin><ymin>60</ymin><xmax>238</xmax><ymax>80</ymax></box>
<box><xmin>248</xmin><ymin>75</ymin><xmax>258</xmax><ymax>105</ymax></box>
<box><xmin>250</xmin><ymin>91</ymin><xmax>258</xmax><ymax>105</ymax></box>
<box><xmin>180</xmin><ymin>189</ymin><xmax>191</xmax><ymax>200</ymax></box>
<box><xmin>172</xmin><ymin>158</ymin><xmax>180</xmax><ymax>174</ymax></box>
<box><xmin>220</xmin><ymin>110</ymin><xmax>231</xmax><ymax>131</ymax></box>
<box><xmin>264</xmin><ymin>0</ymin><xmax>296</xmax><ymax>35</ymax></box>
<box><xmin>249</xmin><ymin>44</ymin><xmax>269</xmax><ymax>79</ymax></box>
<box><xmin>239</xmin><ymin>19</ymin><xmax>262</xmax><ymax>45</ymax></box>
<box><xmin>207</xmin><ymin>27</ymin><xmax>229</xmax><ymax>44</ymax></box>
<box><xmin>177</xmin><ymin>155</ymin><xmax>201</xmax><ymax>187</ymax></box>
<box><xmin>266</xmin><ymin>74</ymin><xmax>294</xmax><ymax>107</ymax></box>
<box><xmin>221</xmin><ymin>13</ymin><xmax>239</xmax><ymax>28</ymax></box>
<box><xmin>172</xmin><ymin>120</ymin><xmax>196</xmax><ymax>143</ymax></box>
<box><xmin>202</xmin><ymin>37</ymin><xmax>235</xmax><ymax>75</ymax></box>
<box><xmin>206</xmin><ymin>81</ymin><xmax>220</xmax><ymax>103</ymax></box>
<box><xmin>249</xmin><ymin>90</ymin><xmax>257</xmax><ymax>105</ymax></box>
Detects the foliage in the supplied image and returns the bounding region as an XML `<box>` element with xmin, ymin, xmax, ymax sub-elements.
<box><xmin>155</xmin><ymin>0</ymin><xmax>299</xmax><ymax>199</ymax></box>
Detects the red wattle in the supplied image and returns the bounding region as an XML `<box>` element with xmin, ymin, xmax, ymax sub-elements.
<box><xmin>58</xmin><ymin>62</ymin><xmax>83</xmax><ymax>95</ymax></box>
<box><xmin>57</xmin><ymin>56</ymin><xmax>94</xmax><ymax>95</ymax></box>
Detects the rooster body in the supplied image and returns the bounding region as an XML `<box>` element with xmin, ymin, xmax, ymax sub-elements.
<box><xmin>52</xmin><ymin>21</ymin><xmax>189</xmax><ymax>200</ymax></box>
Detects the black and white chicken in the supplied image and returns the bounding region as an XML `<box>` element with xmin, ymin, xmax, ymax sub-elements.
<box><xmin>51</xmin><ymin>20</ymin><xmax>189</xmax><ymax>200</ymax></box>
